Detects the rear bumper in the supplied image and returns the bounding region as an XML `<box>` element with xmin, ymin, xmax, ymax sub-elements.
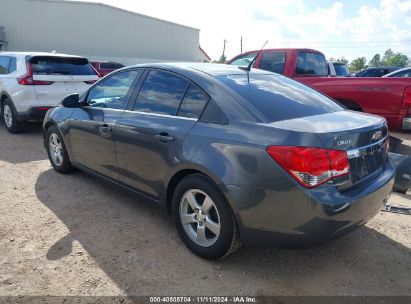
<box><xmin>402</xmin><ymin>117</ymin><xmax>411</xmax><ymax>130</ymax></box>
<box><xmin>16</xmin><ymin>106</ymin><xmax>54</xmax><ymax>121</ymax></box>
<box><xmin>230</xmin><ymin>159</ymin><xmax>395</xmax><ymax>247</ymax></box>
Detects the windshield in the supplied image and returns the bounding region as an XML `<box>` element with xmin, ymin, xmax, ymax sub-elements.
<box><xmin>218</xmin><ymin>73</ymin><xmax>343</xmax><ymax>122</ymax></box>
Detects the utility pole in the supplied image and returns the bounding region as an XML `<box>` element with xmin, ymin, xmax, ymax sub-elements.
<box><xmin>222</xmin><ymin>39</ymin><xmax>227</xmax><ymax>58</ymax></box>
<box><xmin>240</xmin><ymin>36</ymin><xmax>243</xmax><ymax>53</ymax></box>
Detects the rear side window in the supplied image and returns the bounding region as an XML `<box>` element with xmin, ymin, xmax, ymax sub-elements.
<box><xmin>229</xmin><ymin>52</ymin><xmax>258</xmax><ymax>67</ymax></box>
<box><xmin>296</xmin><ymin>52</ymin><xmax>327</xmax><ymax>76</ymax></box>
<box><xmin>134</xmin><ymin>70</ymin><xmax>188</xmax><ymax>115</ymax></box>
<box><xmin>8</xmin><ymin>57</ymin><xmax>16</xmax><ymax>73</ymax></box>
<box><xmin>259</xmin><ymin>52</ymin><xmax>286</xmax><ymax>74</ymax></box>
<box><xmin>30</xmin><ymin>56</ymin><xmax>97</xmax><ymax>76</ymax></box>
<box><xmin>0</xmin><ymin>56</ymin><xmax>10</xmax><ymax>74</ymax></box>
<box><xmin>100</xmin><ymin>62</ymin><xmax>125</xmax><ymax>69</ymax></box>
<box><xmin>178</xmin><ymin>83</ymin><xmax>210</xmax><ymax>118</ymax></box>
<box><xmin>218</xmin><ymin>73</ymin><xmax>342</xmax><ymax>122</ymax></box>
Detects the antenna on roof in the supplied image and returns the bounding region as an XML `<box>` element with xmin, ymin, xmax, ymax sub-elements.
<box><xmin>238</xmin><ymin>40</ymin><xmax>268</xmax><ymax>72</ymax></box>
<box><xmin>51</xmin><ymin>50</ymin><xmax>57</xmax><ymax>54</ymax></box>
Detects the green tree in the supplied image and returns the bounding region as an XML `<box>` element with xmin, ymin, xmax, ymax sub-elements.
<box><xmin>217</xmin><ymin>55</ymin><xmax>227</xmax><ymax>63</ymax></box>
<box><xmin>349</xmin><ymin>57</ymin><xmax>367</xmax><ymax>72</ymax></box>
<box><xmin>386</xmin><ymin>53</ymin><xmax>408</xmax><ymax>67</ymax></box>
<box><xmin>381</xmin><ymin>48</ymin><xmax>394</xmax><ymax>65</ymax></box>
<box><xmin>369</xmin><ymin>54</ymin><xmax>381</xmax><ymax>67</ymax></box>
<box><xmin>336</xmin><ymin>57</ymin><xmax>348</xmax><ymax>65</ymax></box>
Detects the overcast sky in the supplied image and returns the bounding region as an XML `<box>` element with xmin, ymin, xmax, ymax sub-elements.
<box><xmin>80</xmin><ymin>0</ymin><xmax>411</xmax><ymax>62</ymax></box>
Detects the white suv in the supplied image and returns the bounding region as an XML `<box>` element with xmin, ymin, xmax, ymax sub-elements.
<box><xmin>0</xmin><ymin>52</ymin><xmax>99</xmax><ymax>133</ymax></box>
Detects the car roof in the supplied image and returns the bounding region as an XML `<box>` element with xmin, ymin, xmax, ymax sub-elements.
<box><xmin>0</xmin><ymin>51</ymin><xmax>86</xmax><ymax>59</ymax></box>
<box><xmin>128</xmin><ymin>62</ymin><xmax>272</xmax><ymax>76</ymax></box>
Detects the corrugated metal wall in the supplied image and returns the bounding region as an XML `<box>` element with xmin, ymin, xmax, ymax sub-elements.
<box><xmin>0</xmin><ymin>0</ymin><xmax>201</xmax><ymax>63</ymax></box>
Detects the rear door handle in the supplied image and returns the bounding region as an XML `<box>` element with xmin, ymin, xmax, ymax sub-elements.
<box><xmin>99</xmin><ymin>124</ymin><xmax>112</xmax><ymax>134</ymax></box>
<box><xmin>155</xmin><ymin>132</ymin><xmax>174</xmax><ymax>143</ymax></box>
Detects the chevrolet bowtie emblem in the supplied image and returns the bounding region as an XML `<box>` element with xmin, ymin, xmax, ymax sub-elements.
<box><xmin>372</xmin><ymin>131</ymin><xmax>383</xmax><ymax>141</ymax></box>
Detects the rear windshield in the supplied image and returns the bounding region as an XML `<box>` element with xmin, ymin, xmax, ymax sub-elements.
<box><xmin>296</xmin><ymin>52</ymin><xmax>328</xmax><ymax>76</ymax></box>
<box><xmin>30</xmin><ymin>56</ymin><xmax>97</xmax><ymax>75</ymax></box>
<box><xmin>333</xmin><ymin>63</ymin><xmax>349</xmax><ymax>76</ymax></box>
<box><xmin>218</xmin><ymin>73</ymin><xmax>343</xmax><ymax>122</ymax></box>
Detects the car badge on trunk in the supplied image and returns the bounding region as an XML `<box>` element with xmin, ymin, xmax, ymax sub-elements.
<box><xmin>372</xmin><ymin>131</ymin><xmax>383</xmax><ymax>141</ymax></box>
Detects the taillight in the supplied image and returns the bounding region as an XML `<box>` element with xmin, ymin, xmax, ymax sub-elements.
<box><xmin>17</xmin><ymin>63</ymin><xmax>54</xmax><ymax>85</ymax></box>
<box><xmin>267</xmin><ymin>146</ymin><xmax>349</xmax><ymax>188</ymax></box>
<box><xmin>403</xmin><ymin>87</ymin><xmax>411</xmax><ymax>108</ymax></box>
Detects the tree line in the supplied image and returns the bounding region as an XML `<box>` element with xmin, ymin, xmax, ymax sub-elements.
<box><xmin>333</xmin><ymin>49</ymin><xmax>409</xmax><ymax>72</ymax></box>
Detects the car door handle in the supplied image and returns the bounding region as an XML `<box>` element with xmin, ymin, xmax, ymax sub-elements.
<box><xmin>155</xmin><ymin>132</ymin><xmax>174</xmax><ymax>143</ymax></box>
<box><xmin>99</xmin><ymin>124</ymin><xmax>112</xmax><ymax>134</ymax></box>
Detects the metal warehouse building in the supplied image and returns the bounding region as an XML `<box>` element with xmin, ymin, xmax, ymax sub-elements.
<box><xmin>0</xmin><ymin>0</ymin><xmax>210</xmax><ymax>64</ymax></box>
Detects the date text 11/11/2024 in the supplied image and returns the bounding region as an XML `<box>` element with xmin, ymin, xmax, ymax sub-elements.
<box><xmin>149</xmin><ymin>296</ymin><xmax>257</xmax><ymax>303</ymax></box>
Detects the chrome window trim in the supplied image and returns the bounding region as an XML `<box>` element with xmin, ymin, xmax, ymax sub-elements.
<box><xmin>82</xmin><ymin>106</ymin><xmax>197</xmax><ymax>121</ymax></box>
<box><xmin>124</xmin><ymin>109</ymin><xmax>198</xmax><ymax>121</ymax></box>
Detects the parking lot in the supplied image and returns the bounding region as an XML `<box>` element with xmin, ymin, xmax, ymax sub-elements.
<box><xmin>0</xmin><ymin>124</ymin><xmax>410</xmax><ymax>296</ymax></box>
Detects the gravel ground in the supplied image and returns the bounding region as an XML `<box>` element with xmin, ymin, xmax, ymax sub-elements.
<box><xmin>0</xmin><ymin>124</ymin><xmax>410</xmax><ymax>296</ymax></box>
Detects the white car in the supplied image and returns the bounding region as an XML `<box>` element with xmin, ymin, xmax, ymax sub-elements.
<box><xmin>0</xmin><ymin>52</ymin><xmax>99</xmax><ymax>133</ymax></box>
<box><xmin>383</xmin><ymin>67</ymin><xmax>411</xmax><ymax>77</ymax></box>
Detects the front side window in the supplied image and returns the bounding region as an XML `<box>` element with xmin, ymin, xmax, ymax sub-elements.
<box><xmin>259</xmin><ymin>52</ymin><xmax>286</xmax><ymax>74</ymax></box>
<box><xmin>87</xmin><ymin>70</ymin><xmax>140</xmax><ymax>109</ymax></box>
<box><xmin>178</xmin><ymin>83</ymin><xmax>210</xmax><ymax>118</ymax></box>
<box><xmin>0</xmin><ymin>56</ymin><xmax>11</xmax><ymax>74</ymax></box>
<box><xmin>296</xmin><ymin>52</ymin><xmax>327</xmax><ymax>76</ymax></box>
<box><xmin>134</xmin><ymin>70</ymin><xmax>188</xmax><ymax>115</ymax></box>
<box><xmin>229</xmin><ymin>52</ymin><xmax>258</xmax><ymax>67</ymax></box>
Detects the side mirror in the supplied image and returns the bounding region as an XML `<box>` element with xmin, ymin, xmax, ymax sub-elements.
<box><xmin>61</xmin><ymin>93</ymin><xmax>80</xmax><ymax>108</ymax></box>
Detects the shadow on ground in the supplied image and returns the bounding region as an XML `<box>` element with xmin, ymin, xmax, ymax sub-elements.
<box><xmin>35</xmin><ymin>168</ymin><xmax>411</xmax><ymax>296</ymax></box>
<box><xmin>0</xmin><ymin>122</ymin><xmax>46</xmax><ymax>164</ymax></box>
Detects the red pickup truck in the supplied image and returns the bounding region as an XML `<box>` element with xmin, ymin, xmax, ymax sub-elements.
<box><xmin>227</xmin><ymin>49</ymin><xmax>411</xmax><ymax>130</ymax></box>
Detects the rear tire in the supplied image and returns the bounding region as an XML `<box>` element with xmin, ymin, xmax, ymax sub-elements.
<box><xmin>45</xmin><ymin>125</ymin><xmax>73</xmax><ymax>173</ymax></box>
<box><xmin>172</xmin><ymin>174</ymin><xmax>241</xmax><ymax>259</ymax></box>
<box><xmin>2</xmin><ymin>98</ymin><xmax>24</xmax><ymax>134</ymax></box>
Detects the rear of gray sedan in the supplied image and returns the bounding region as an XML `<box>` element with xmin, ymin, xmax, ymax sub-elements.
<box><xmin>181</xmin><ymin>67</ymin><xmax>394</xmax><ymax>250</ymax></box>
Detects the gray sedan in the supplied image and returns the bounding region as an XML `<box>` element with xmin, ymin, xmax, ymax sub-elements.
<box><xmin>43</xmin><ymin>63</ymin><xmax>395</xmax><ymax>259</ymax></box>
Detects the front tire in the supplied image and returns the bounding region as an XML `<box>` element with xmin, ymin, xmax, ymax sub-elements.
<box><xmin>172</xmin><ymin>174</ymin><xmax>241</xmax><ymax>259</ymax></box>
<box><xmin>45</xmin><ymin>125</ymin><xmax>73</xmax><ymax>173</ymax></box>
<box><xmin>2</xmin><ymin>98</ymin><xmax>24</xmax><ymax>134</ymax></box>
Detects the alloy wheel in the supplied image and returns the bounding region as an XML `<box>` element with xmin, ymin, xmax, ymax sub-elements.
<box><xmin>179</xmin><ymin>189</ymin><xmax>221</xmax><ymax>247</ymax></box>
<box><xmin>49</xmin><ymin>133</ymin><xmax>64</xmax><ymax>166</ymax></box>
<box><xmin>3</xmin><ymin>105</ymin><xmax>13</xmax><ymax>128</ymax></box>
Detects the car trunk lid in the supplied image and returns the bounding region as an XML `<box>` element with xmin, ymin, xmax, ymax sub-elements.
<box><xmin>268</xmin><ymin>110</ymin><xmax>389</xmax><ymax>187</ymax></box>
